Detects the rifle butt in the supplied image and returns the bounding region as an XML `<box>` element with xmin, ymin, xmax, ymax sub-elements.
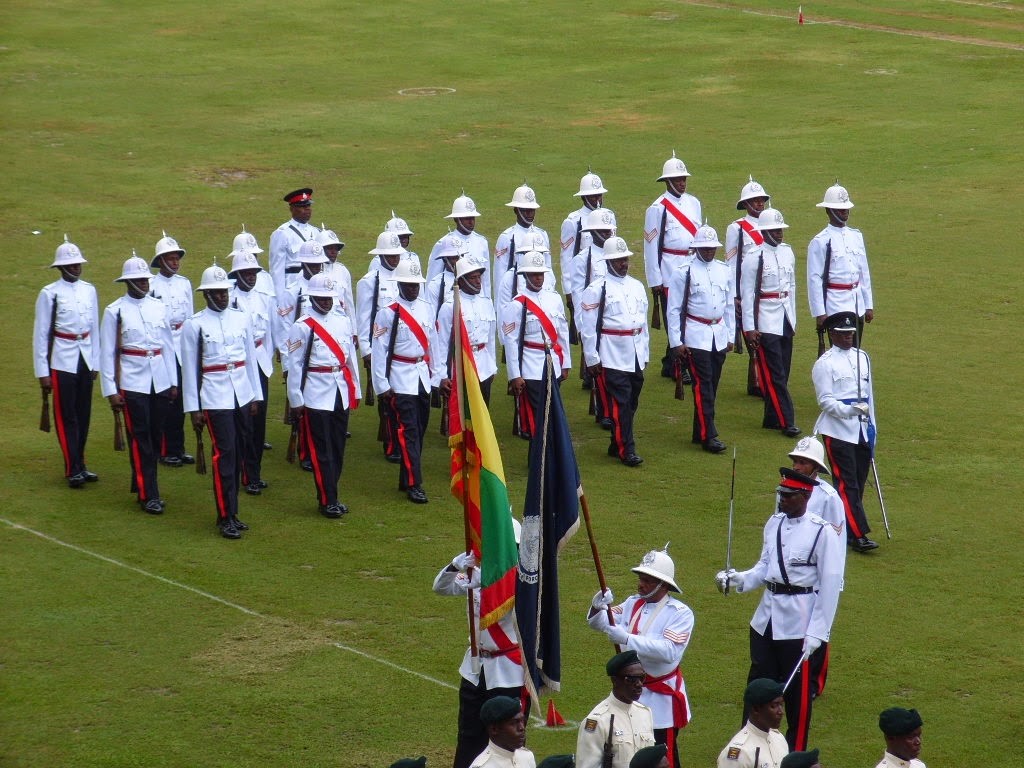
<box><xmin>40</xmin><ymin>395</ymin><xmax>51</xmax><ymax>433</ymax></box>
<box><xmin>286</xmin><ymin>422</ymin><xmax>298</xmax><ymax>464</ymax></box>
<box><xmin>674</xmin><ymin>359</ymin><xmax>686</xmax><ymax>401</ymax></box>
<box><xmin>113</xmin><ymin>412</ymin><xmax>126</xmax><ymax>452</ymax></box>
<box><xmin>650</xmin><ymin>292</ymin><xmax>662</xmax><ymax>330</ymax></box>
<box><xmin>194</xmin><ymin>426</ymin><xmax>207</xmax><ymax>475</ymax></box>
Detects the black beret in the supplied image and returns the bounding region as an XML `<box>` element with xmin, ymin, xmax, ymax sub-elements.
<box><xmin>744</xmin><ymin>678</ymin><xmax>785</xmax><ymax>707</ymax></box>
<box><xmin>606</xmin><ymin>650</ymin><xmax>641</xmax><ymax>676</ymax></box>
<box><xmin>629</xmin><ymin>744</ymin><xmax>667</xmax><ymax>768</ymax></box>
<box><xmin>480</xmin><ymin>695</ymin><xmax>522</xmax><ymax>725</ymax></box>
<box><xmin>879</xmin><ymin>707</ymin><xmax>923</xmax><ymax>736</ymax></box>
<box><xmin>825</xmin><ymin>311</ymin><xmax>857</xmax><ymax>333</ymax></box>
<box><xmin>780</xmin><ymin>749</ymin><xmax>819</xmax><ymax>768</ymax></box>
<box><xmin>389</xmin><ymin>759</ymin><xmax>426</xmax><ymax>768</ymax></box>
<box><xmin>537</xmin><ymin>756</ymin><xmax>575</xmax><ymax>768</ymax></box>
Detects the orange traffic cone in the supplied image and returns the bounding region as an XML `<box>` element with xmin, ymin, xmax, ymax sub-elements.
<box><xmin>545</xmin><ymin>699</ymin><xmax>567</xmax><ymax>726</ymax></box>
<box><xmin>798</xmin><ymin>6</ymin><xmax>805</xmax><ymax>25</ymax></box>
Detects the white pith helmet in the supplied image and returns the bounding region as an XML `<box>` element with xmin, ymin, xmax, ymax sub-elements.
<box><xmin>736</xmin><ymin>175</ymin><xmax>770</xmax><ymax>210</ymax></box>
<box><xmin>631</xmin><ymin>545</ymin><xmax>680</xmax><ymax>592</ymax></box>
<box><xmin>789</xmin><ymin>435</ymin><xmax>830</xmax><ymax>475</ymax></box>
<box><xmin>506</xmin><ymin>183</ymin><xmax>540</xmax><ymax>210</ymax></box>
<box><xmin>316</xmin><ymin>226</ymin><xmax>345</xmax><ymax>249</ymax></box>
<box><xmin>385</xmin><ymin>211</ymin><xmax>414</xmax><ymax>236</ymax></box>
<box><xmin>393</xmin><ymin>260</ymin><xmax>426</xmax><ymax>284</ymax></box>
<box><xmin>298</xmin><ymin>241</ymin><xmax>327</xmax><ymax>264</ymax></box>
<box><xmin>232</xmin><ymin>227</ymin><xmax>264</xmax><ymax>255</ymax></box>
<box><xmin>435</xmin><ymin>234</ymin><xmax>470</xmax><ymax>260</ymax></box>
<box><xmin>517</xmin><ymin>251</ymin><xmax>551</xmax><ymax>274</ymax></box>
<box><xmin>691</xmin><ymin>224</ymin><xmax>723</xmax><ymax>249</ymax></box>
<box><xmin>306</xmin><ymin>272</ymin><xmax>337</xmax><ymax>298</ymax></box>
<box><xmin>574</xmin><ymin>170</ymin><xmax>608</xmax><ymax>197</ymax></box>
<box><xmin>816</xmin><ymin>183</ymin><xmax>855</xmax><ymax>210</ymax></box>
<box><xmin>755</xmin><ymin>208</ymin><xmax>790</xmax><ymax>232</ymax></box>
<box><xmin>115</xmin><ymin>253</ymin><xmax>153</xmax><ymax>282</ymax></box>
<box><xmin>455</xmin><ymin>255</ymin><xmax>487</xmax><ymax>280</ymax></box>
<box><xmin>657</xmin><ymin>150</ymin><xmax>691</xmax><ymax>182</ymax></box>
<box><xmin>197</xmin><ymin>264</ymin><xmax>233</xmax><ymax>291</ymax></box>
<box><xmin>227</xmin><ymin>249</ymin><xmax>262</xmax><ymax>276</ymax></box>
<box><xmin>369</xmin><ymin>231</ymin><xmax>407</xmax><ymax>256</ymax></box>
<box><xmin>582</xmin><ymin>207</ymin><xmax>617</xmax><ymax>232</ymax></box>
<box><xmin>51</xmin><ymin>235</ymin><xmax>87</xmax><ymax>268</ymax></box>
<box><xmin>598</xmin><ymin>236</ymin><xmax>633</xmax><ymax>260</ymax></box>
<box><xmin>444</xmin><ymin>193</ymin><xmax>481</xmax><ymax>219</ymax></box>
<box><xmin>514</xmin><ymin>228</ymin><xmax>549</xmax><ymax>254</ymax></box>
<box><xmin>154</xmin><ymin>232</ymin><xmax>186</xmax><ymax>261</ymax></box>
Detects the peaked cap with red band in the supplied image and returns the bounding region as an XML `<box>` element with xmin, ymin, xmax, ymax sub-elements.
<box><xmin>777</xmin><ymin>467</ymin><xmax>818</xmax><ymax>495</ymax></box>
<box><xmin>283</xmin><ymin>188</ymin><xmax>314</xmax><ymax>205</ymax></box>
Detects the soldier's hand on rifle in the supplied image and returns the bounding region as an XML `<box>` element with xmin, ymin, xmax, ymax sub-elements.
<box><xmin>290</xmin><ymin>405</ymin><xmax>304</xmax><ymax>420</ymax></box>
<box><xmin>509</xmin><ymin>377</ymin><xmax>526</xmax><ymax>395</ymax></box>
<box><xmin>190</xmin><ymin>412</ymin><xmax>206</xmax><ymax>429</ymax></box>
<box><xmin>651</xmin><ymin>285</ymin><xmax>666</xmax><ymax>298</ymax></box>
<box><xmin>166</xmin><ymin>386</ymin><xmax>178</xmax><ymax>401</ymax></box>
<box><xmin>249</xmin><ymin>401</ymin><xmax>259</xmax><ymax>416</ymax></box>
<box><xmin>672</xmin><ymin>344</ymin><xmax>689</xmax><ymax>359</ymax></box>
<box><xmin>815</xmin><ymin>314</ymin><xmax>827</xmax><ymax>329</ymax></box>
<box><xmin>362</xmin><ymin>354</ymin><xmax>371</xmax><ymax>365</ymax></box>
<box><xmin>864</xmin><ymin>309</ymin><xmax>874</xmax><ymax>323</ymax></box>
<box><xmin>560</xmin><ymin>369</ymin><xmax>569</xmax><ymax>382</ymax></box>
<box><xmin>743</xmin><ymin>330</ymin><xmax>761</xmax><ymax>350</ymax></box>
<box><xmin>39</xmin><ymin>376</ymin><xmax>52</xmax><ymax>394</ymax></box>
<box><xmin>726</xmin><ymin>342</ymin><xmax>735</xmax><ymax>353</ymax></box>
<box><xmin>107</xmin><ymin>394</ymin><xmax>125</xmax><ymax>412</ymax></box>
<box><xmin>587</xmin><ymin>362</ymin><xmax>602</xmax><ymax>377</ymax></box>
<box><xmin>440</xmin><ymin>378</ymin><xmax>452</xmax><ymax>394</ymax></box>
<box><xmin>379</xmin><ymin>389</ymin><xmax>394</xmax><ymax>400</ymax></box>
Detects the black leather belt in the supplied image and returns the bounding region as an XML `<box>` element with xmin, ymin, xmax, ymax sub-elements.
<box><xmin>765</xmin><ymin>582</ymin><xmax>815</xmax><ymax>595</ymax></box>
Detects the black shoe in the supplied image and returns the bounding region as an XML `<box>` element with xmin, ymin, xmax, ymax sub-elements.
<box><xmin>782</xmin><ymin>425</ymin><xmax>802</xmax><ymax>438</ymax></box>
<box><xmin>850</xmin><ymin>536</ymin><xmax>879</xmax><ymax>553</ymax></box>
<box><xmin>300</xmin><ymin>460</ymin><xmax>313</xmax><ymax>472</ymax></box>
<box><xmin>218</xmin><ymin>521</ymin><xmax>241</xmax><ymax>540</ymax></box>
<box><xmin>81</xmin><ymin>470</ymin><xmax>99</xmax><ymax>482</ymax></box>
<box><xmin>703</xmin><ymin>437</ymin><xmax>727</xmax><ymax>454</ymax></box>
<box><xmin>141</xmin><ymin>499</ymin><xmax>164</xmax><ymax>515</ymax></box>
<box><xmin>319</xmin><ymin>503</ymin><xmax>346</xmax><ymax>519</ymax></box>
<box><xmin>178</xmin><ymin>454</ymin><xmax>195</xmax><ymax>465</ymax></box>
<box><xmin>385</xmin><ymin>453</ymin><xmax>402</xmax><ymax>464</ymax></box>
<box><xmin>621</xmin><ymin>454</ymin><xmax>644</xmax><ymax>467</ymax></box>
<box><xmin>263</xmin><ymin>442</ymin><xmax>273</xmax><ymax>450</ymax></box>
<box><xmin>518</xmin><ymin>432</ymin><xmax>532</xmax><ymax>441</ymax></box>
<box><xmin>407</xmin><ymin>486</ymin><xmax>429</xmax><ymax>504</ymax></box>
<box><xmin>256</xmin><ymin>479</ymin><xmax>268</xmax><ymax>489</ymax></box>
<box><xmin>599</xmin><ymin>418</ymin><xmax>613</xmax><ymax>430</ymax></box>
<box><xmin>68</xmin><ymin>472</ymin><xmax>87</xmax><ymax>489</ymax></box>
<box><xmin>160</xmin><ymin>456</ymin><xmax>183</xmax><ymax>468</ymax></box>
<box><xmin>345</xmin><ymin>431</ymin><xmax>352</xmax><ymax>438</ymax></box>
<box><xmin>244</xmin><ymin>482</ymin><xmax>262</xmax><ymax>496</ymax></box>
<box><xmin>231</xmin><ymin>516</ymin><xmax>249</xmax><ymax>531</ymax></box>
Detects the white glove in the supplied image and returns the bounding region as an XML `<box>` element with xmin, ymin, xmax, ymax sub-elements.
<box><xmin>802</xmin><ymin>635</ymin><xmax>823</xmax><ymax>656</ymax></box>
<box><xmin>715</xmin><ymin>569</ymin><xmax>741</xmax><ymax>594</ymax></box>
<box><xmin>851</xmin><ymin>402</ymin><xmax>870</xmax><ymax>417</ymax></box>
<box><xmin>606</xmin><ymin>624</ymin><xmax>630</xmax><ymax>646</ymax></box>
<box><xmin>591</xmin><ymin>588</ymin><xmax>614</xmax><ymax>610</ymax></box>
<box><xmin>451</xmin><ymin>552</ymin><xmax>478</xmax><ymax>571</ymax></box>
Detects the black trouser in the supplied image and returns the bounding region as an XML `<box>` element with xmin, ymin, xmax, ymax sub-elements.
<box><xmin>516</xmin><ymin>377</ymin><xmax>562</xmax><ymax>441</ymax></box>
<box><xmin>653</xmin><ymin>727</ymin><xmax>681</xmax><ymax>768</ymax></box>
<box><xmin>204</xmin><ymin>405</ymin><xmax>253</xmax><ymax>523</ymax></box>
<box><xmin>687</xmin><ymin>345</ymin><xmax>726</xmax><ymax>443</ymax></box>
<box><xmin>378</xmin><ymin>398</ymin><xmax>397</xmax><ymax>457</ymax></box>
<box><xmin>160</xmin><ymin>359</ymin><xmax>186</xmax><ymax>457</ymax></box>
<box><xmin>603</xmin><ymin>362</ymin><xmax>644</xmax><ymax>459</ymax></box>
<box><xmin>51</xmin><ymin>354</ymin><xmax>93</xmax><ymax>477</ymax></box>
<box><xmin>244</xmin><ymin>370</ymin><xmax>269</xmax><ymax>484</ymax></box>
<box><xmin>746</xmin><ymin>622</ymin><xmax>827</xmax><ymax>752</ymax></box>
<box><xmin>122</xmin><ymin>387</ymin><xmax>170</xmax><ymax>503</ymax></box>
<box><xmin>754</xmin><ymin>321</ymin><xmax>796</xmax><ymax>429</ymax></box>
<box><xmin>453</xmin><ymin>671</ymin><xmax>528</xmax><ymax>768</ymax></box>
<box><xmin>303</xmin><ymin>392</ymin><xmax>350</xmax><ymax>507</ymax></box>
<box><xmin>822</xmin><ymin>435</ymin><xmax>873</xmax><ymax>541</ymax></box>
<box><xmin>386</xmin><ymin>385</ymin><xmax>430</xmax><ymax>488</ymax></box>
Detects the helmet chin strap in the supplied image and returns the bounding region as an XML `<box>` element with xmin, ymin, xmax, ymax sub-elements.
<box><xmin>638</xmin><ymin>581</ymin><xmax>664</xmax><ymax>600</ymax></box>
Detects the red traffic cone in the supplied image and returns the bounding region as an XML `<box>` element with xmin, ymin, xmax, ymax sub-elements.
<box><xmin>545</xmin><ymin>699</ymin><xmax>567</xmax><ymax>726</ymax></box>
<box><xmin>798</xmin><ymin>6</ymin><xmax>805</xmax><ymax>25</ymax></box>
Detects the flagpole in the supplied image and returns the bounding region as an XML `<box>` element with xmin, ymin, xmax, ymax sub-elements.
<box><xmin>579</xmin><ymin>491</ymin><xmax>620</xmax><ymax>652</ymax></box>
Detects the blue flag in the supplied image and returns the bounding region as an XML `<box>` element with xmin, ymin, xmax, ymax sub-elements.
<box><xmin>516</xmin><ymin>358</ymin><xmax>581</xmax><ymax>703</ymax></box>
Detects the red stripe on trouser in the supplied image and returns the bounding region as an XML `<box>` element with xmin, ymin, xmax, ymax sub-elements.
<box><xmin>518</xmin><ymin>392</ymin><xmax>535</xmax><ymax>436</ymax></box>
<box><xmin>50</xmin><ymin>370</ymin><xmax>73</xmax><ymax>476</ymax></box>
<box><xmin>594</xmin><ymin>369</ymin><xmax>610</xmax><ymax>421</ymax></box>
<box><xmin>823</xmin><ymin>436</ymin><xmax>864</xmax><ymax>538</ymax></box>
<box><xmin>817</xmin><ymin>644</ymin><xmax>830</xmax><ymax>694</ymax></box>
<box><xmin>388</xmin><ymin>397</ymin><xmax>415</xmax><ymax>486</ymax></box>
<box><xmin>688</xmin><ymin>358</ymin><xmax>708</xmax><ymax>441</ymax></box>
<box><xmin>666</xmin><ymin>729</ymin><xmax>677</xmax><ymax>768</ymax></box>
<box><xmin>121</xmin><ymin>397</ymin><xmax>148</xmax><ymax>501</ymax></box>
<box><xmin>204</xmin><ymin>411</ymin><xmax>228</xmax><ymax>520</ymax></box>
<box><xmin>297</xmin><ymin>416</ymin><xmax>308</xmax><ymax>461</ymax></box>
<box><xmin>303</xmin><ymin>410</ymin><xmax>329</xmax><ymax>505</ymax></box>
<box><xmin>610</xmin><ymin>389</ymin><xmax>624</xmax><ymax>459</ymax></box>
<box><xmin>755</xmin><ymin>346</ymin><xmax>786</xmax><ymax>425</ymax></box>
<box><xmin>794</xmin><ymin>657</ymin><xmax>812</xmax><ymax>750</ymax></box>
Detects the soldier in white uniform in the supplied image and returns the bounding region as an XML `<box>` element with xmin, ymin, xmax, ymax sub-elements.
<box><xmin>579</xmin><ymin>237</ymin><xmax>650</xmax><ymax>467</ymax></box>
<box><xmin>317</xmin><ymin>226</ymin><xmax>355</xmax><ymax>316</ymax></box>
<box><xmin>725</xmin><ymin>177</ymin><xmax>771</xmax><ymax>397</ymax></box>
<box><xmin>576</xmin><ymin>650</ymin><xmax>656</xmax><ymax>768</ymax></box>
<box><xmin>560</xmin><ymin>169</ymin><xmax>610</xmax><ymax>339</ymax></box>
<box><xmin>875</xmin><ymin>707</ymin><xmax>926</xmax><ymax>768</ymax></box>
<box><xmin>469</xmin><ymin>697</ymin><xmax>535</xmax><ymax>768</ymax></box>
<box><xmin>502</xmin><ymin>252</ymin><xmax>571</xmax><ymax>442</ymax></box>
<box><xmin>100</xmin><ymin>255</ymin><xmax>177</xmax><ymax>514</ymax></box>
<box><xmin>437</xmin><ymin>256</ymin><xmax>496</xmax><ymax>404</ymax></box>
<box><xmin>181</xmin><ymin>265</ymin><xmax>262</xmax><ymax>540</ymax></box>
<box><xmin>228</xmin><ymin>249</ymin><xmax>279</xmax><ymax>494</ymax></box>
<box><xmin>787</xmin><ymin>436</ymin><xmax>845</xmax><ymax>530</ymax></box>
<box><xmin>643</xmin><ymin>152</ymin><xmax>702</xmax><ymax>379</ymax></box>
<box><xmin>269</xmin><ymin>187</ymin><xmax>319</xmax><ymax>299</ymax></box>
<box><xmin>33</xmin><ymin>236</ymin><xmax>100</xmax><ymax>488</ymax></box>
<box><xmin>716</xmin><ymin>678</ymin><xmax>789</xmax><ymax>768</ymax></box>
<box><xmin>570</xmin><ymin>208</ymin><xmax>614</xmax><ymax>416</ymax></box>
<box><xmin>666</xmin><ymin>224</ymin><xmax>735</xmax><ymax>454</ymax></box>
<box><xmin>287</xmin><ymin>272</ymin><xmax>361</xmax><ymax>519</ymax></box>
<box><xmin>149</xmin><ymin>233</ymin><xmax>194</xmax><ymax>467</ymax></box>
<box><xmin>716</xmin><ymin>468</ymin><xmax>845</xmax><ymax>751</ymax></box>
<box><xmin>808</xmin><ymin>183</ymin><xmax>873</xmax><ymax>346</ymax></box>
<box><xmin>811</xmin><ymin>312</ymin><xmax>879</xmax><ymax>553</ymax></box>
<box><xmin>385</xmin><ymin>210</ymin><xmax>421</xmax><ymax>267</ymax></box>
<box><xmin>371</xmin><ymin>261</ymin><xmax>439</xmax><ymax>504</ymax></box>
<box><xmin>231</xmin><ymin>227</ymin><xmax>276</xmax><ymax>311</ymax></box>
<box><xmin>493</xmin><ymin>184</ymin><xmax>550</xmax><ymax>301</ymax></box>
<box><xmin>427</xmin><ymin>193</ymin><xmax>491</xmax><ymax>300</ymax></box>
<box><xmin>426</xmin><ymin>233</ymin><xmax>467</xmax><ymax>322</ymax></box>
<box><xmin>494</xmin><ymin>229</ymin><xmax>553</xmax><ymax>315</ymax></box>
<box><xmin>589</xmin><ymin>548</ymin><xmax>694</xmax><ymax>768</ymax></box>
<box><xmin>433</xmin><ymin>537</ymin><xmax>526</xmax><ymax>768</ymax></box>
<box><xmin>740</xmin><ymin>209</ymin><xmax>801</xmax><ymax>437</ymax></box>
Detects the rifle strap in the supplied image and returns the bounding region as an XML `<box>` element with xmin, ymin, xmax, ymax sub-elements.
<box><xmin>288</xmin><ymin>224</ymin><xmax>309</xmax><ymax>242</ymax></box>
<box><xmin>594</xmin><ymin>282</ymin><xmax>607</xmax><ymax>355</ymax></box>
<box><xmin>753</xmin><ymin>253</ymin><xmax>765</xmax><ymax>332</ymax></box>
<box><xmin>679</xmin><ymin>269</ymin><xmax>692</xmax><ymax>345</ymax></box>
<box><xmin>516</xmin><ymin>300</ymin><xmax>527</xmax><ymax>374</ymax></box>
<box><xmin>821</xmin><ymin>240</ymin><xmax>833</xmax><ymax>316</ymax></box>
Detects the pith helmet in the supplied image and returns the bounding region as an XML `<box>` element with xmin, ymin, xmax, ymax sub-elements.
<box><xmin>657</xmin><ymin>150</ymin><xmax>691</xmax><ymax>182</ymax></box>
<box><xmin>691</xmin><ymin>224</ymin><xmax>723</xmax><ymax>249</ymax></box>
<box><xmin>631</xmin><ymin>546</ymin><xmax>680</xmax><ymax>592</ymax></box>
<box><xmin>575</xmin><ymin>170</ymin><xmax>608</xmax><ymax>197</ymax></box>
<box><xmin>583</xmin><ymin>207</ymin><xmax>617</xmax><ymax>232</ymax></box>
<box><xmin>385</xmin><ymin>211</ymin><xmax>414</xmax><ymax>236</ymax></box>
<box><xmin>789</xmin><ymin>436</ymin><xmax>829</xmax><ymax>475</ymax></box>
<box><xmin>435</xmin><ymin>234</ymin><xmax>470</xmax><ymax>260</ymax></box>
<box><xmin>598</xmin><ymin>236</ymin><xmax>633</xmax><ymax>260</ymax></box>
<box><xmin>514</xmin><ymin>228</ymin><xmax>549</xmax><ymax>254</ymax></box>
<box><xmin>228</xmin><ymin>249</ymin><xmax>262</xmax><ymax>276</ymax></box>
<box><xmin>153</xmin><ymin>232</ymin><xmax>186</xmax><ymax>267</ymax></box>
<box><xmin>316</xmin><ymin>227</ymin><xmax>345</xmax><ymax>249</ymax></box>
<box><xmin>816</xmin><ymin>183</ymin><xmax>855</xmax><ymax>210</ymax></box>
<box><xmin>393</xmin><ymin>260</ymin><xmax>426</xmax><ymax>284</ymax></box>
<box><xmin>517</xmin><ymin>251</ymin><xmax>551</xmax><ymax>274</ymax></box>
<box><xmin>306</xmin><ymin>272</ymin><xmax>337</xmax><ymax>298</ymax></box>
<box><xmin>444</xmin><ymin>193</ymin><xmax>481</xmax><ymax>219</ymax></box>
<box><xmin>197</xmin><ymin>264</ymin><xmax>233</xmax><ymax>291</ymax></box>
<box><xmin>232</xmin><ymin>228</ymin><xmax>264</xmax><ymax>255</ymax></box>
<box><xmin>506</xmin><ymin>183</ymin><xmax>540</xmax><ymax>210</ymax></box>
<box><xmin>51</xmin><ymin>236</ymin><xmax>87</xmax><ymax>267</ymax></box>
<box><xmin>736</xmin><ymin>176</ymin><xmax>770</xmax><ymax>210</ymax></box>
<box><xmin>115</xmin><ymin>254</ymin><xmax>153</xmax><ymax>282</ymax></box>
<box><xmin>755</xmin><ymin>208</ymin><xmax>790</xmax><ymax>231</ymax></box>
<box><xmin>369</xmin><ymin>231</ymin><xmax>406</xmax><ymax>256</ymax></box>
<box><xmin>455</xmin><ymin>255</ymin><xmax>487</xmax><ymax>280</ymax></box>
<box><xmin>297</xmin><ymin>241</ymin><xmax>327</xmax><ymax>264</ymax></box>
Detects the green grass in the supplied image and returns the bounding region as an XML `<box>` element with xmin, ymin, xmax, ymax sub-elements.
<box><xmin>2</xmin><ymin>1</ymin><xmax>1023</xmax><ymax>765</ymax></box>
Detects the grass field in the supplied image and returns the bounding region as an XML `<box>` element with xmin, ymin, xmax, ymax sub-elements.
<box><xmin>2</xmin><ymin>2</ymin><xmax>1022</xmax><ymax>766</ymax></box>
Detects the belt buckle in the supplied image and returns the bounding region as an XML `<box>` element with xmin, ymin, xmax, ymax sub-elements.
<box><xmin>332</xmin><ymin>364</ymin><xmax>341</xmax><ymax>373</ymax></box>
<box><xmin>225</xmin><ymin>362</ymin><xmax>236</xmax><ymax>372</ymax></box>
<box><xmin>75</xmin><ymin>334</ymin><xmax>84</xmax><ymax>341</ymax></box>
<box><xmin>146</xmin><ymin>350</ymin><xmax>154</xmax><ymax>358</ymax></box>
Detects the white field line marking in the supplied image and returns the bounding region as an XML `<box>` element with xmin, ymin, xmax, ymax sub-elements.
<box><xmin>668</xmin><ymin>0</ymin><xmax>1024</xmax><ymax>51</ymax></box>
<box><xmin>1</xmin><ymin>517</ymin><xmax>553</xmax><ymax>726</ymax></box>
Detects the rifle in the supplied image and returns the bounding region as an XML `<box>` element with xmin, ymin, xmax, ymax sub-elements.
<box><xmin>113</xmin><ymin>310</ymin><xmax>126</xmax><ymax>452</ymax></box>
<box><xmin>725</xmin><ymin>447</ymin><xmax>736</xmax><ymax>595</ymax></box>
<box><xmin>40</xmin><ymin>295</ymin><xmax>57</xmax><ymax>432</ymax></box>
<box><xmin>651</xmin><ymin>209</ymin><xmax>668</xmax><ymax>330</ymax></box>
<box><xmin>817</xmin><ymin>240</ymin><xmax>832</xmax><ymax>358</ymax></box>
<box><xmin>439</xmin><ymin>389</ymin><xmax>449</xmax><ymax>437</ymax></box>
<box><xmin>286</xmin><ymin>418</ymin><xmax>299</xmax><ymax>463</ymax></box>
<box><xmin>288</xmin><ymin>326</ymin><xmax>315</xmax><ymax>463</ymax></box>
<box><xmin>363</xmin><ymin>358</ymin><xmax>375</xmax><ymax>407</ymax></box>
<box><xmin>590</xmin><ymin>283</ymin><xmax>607</xmax><ymax>418</ymax></box>
<box><xmin>733</xmin><ymin>224</ymin><xmax>745</xmax><ymax>354</ymax></box>
<box><xmin>194</xmin><ymin>334</ymin><xmax>206</xmax><ymax>475</ymax></box>
<box><xmin>601</xmin><ymin>713</ymin><xmax>615</xmax><ymax>768</ymax></box>
<box><xmin>674</xmin><ymin>268</ymin><xmax>691</xmax><ymax>402</ymax></box>
<box><xmin>568</xmin><ymin>220</ymin><xmax>582</xmax><ymax>345</ymax></box>
<box><xmin>194</xmin><ymin>421</ymin><xmax>207</xmax><ymax>475</ymax></box>
<box><xmin>40</xmin><ymin>390</ymin><xmax>51</xmax><ymax>433</ymax></box>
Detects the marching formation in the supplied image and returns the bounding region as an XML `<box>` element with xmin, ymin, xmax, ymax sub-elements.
<box><xmin>32</xmin><ymin>154</ymin><xmax>905</xmax><ymax>766</ymax></box>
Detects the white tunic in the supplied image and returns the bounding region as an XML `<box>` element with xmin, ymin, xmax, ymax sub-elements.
<box><xmin>811</xmin><ymin>346</ymin><xmax>876</xmax><ymax>444</ymax></box>
<box><xmin>666</xmin><ymin>257</ymin><xmax>735</xmax><ymax>352</ymax></box>
<box><xmin>180</xmin><ymin>307</ymin><xmax>262</xmax><ymax>412</ymax></box>
<box><xmin>149</xmin><ymin>272</ymin><xmax>193</xmax><ymax>364</ymax></box>
<box><xmin>576</xmin><ymin>694</ymin><xmax>655</xmax><ymax>768</ymax></box>
<box><xmin>579</xmin><ymin>272</ymin><xmax>649</xmax><ymax>372</ymax></box>
<box><xmin>740</xmin><ymin>242</ymin><xmax>797</xmax><ymax>336</ymax></box>
<box><xmin>807</xmin><ymin>224</ymin><xmax>873</xmax><ymax>317</ymax></box>
<box><xmin>33</xmin><ymin>278</ymin><xmax>100</xmax><ymax>377</ymax></box>
<box><xmin>99</xmin><ymin>295</ymin><xmax>177</xmax><ymax>396</ymax></box>
<box><xmin>643</xmin><ymin>191</ymin><xmax>702</xmax><ymax>289</ymax></box>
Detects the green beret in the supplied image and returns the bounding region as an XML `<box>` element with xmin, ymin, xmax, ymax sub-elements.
<box><xmin>537</xmin><ymin>755</ymin><xmax>575</xmax><ymax>768</ymax></box>
<box><xmin>480</xmin><ymin>695</ymin><xmax>522</xmax><ymax>725</ymax></box>
<box><xmin>389</xmin><ymin>759</ymin><xmax>426</xmax><ymax>768</ymax></box>
<box><xmin>606</xmin><ymin>650</ymin><xmax>641</xmax><ymax>676</ymax></box>
<box><xmin>629</xmin><ymin>744</ymin><xmax>667</xmax><ymax>768</ymax></box>
<box><xmin>879</xmin><ymin>707</ymin><xmax>923</xmax><ymax>736</ymax></box>
<box><xmin>744</xmin><ymin>678</ymin><xmax>785</xmax><ymax>707</ymax></box>
<box><xmin>780</xmin><ymin>749</ymin><xmax>819</xmax><ymax>768</ymax></box>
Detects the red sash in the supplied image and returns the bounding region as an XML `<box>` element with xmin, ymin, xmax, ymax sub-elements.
<box><xmin>738</xmin><ymin>218</ymin><xmax>764</xmax><ymax>245</ymax></box>
<box><xmin>660</xmin><ymin>197</ymin><xmax>698</xmax><ymax>236</ymax></box>
<box><xmin>514</xmin><ymin>294</ymin><xmax>564</xmax><ymax>368</ymax></box>
<box><xmin>629</xmin><ymin>600</ymin><xmax>689</xmax><ymax>728</ymax></box>
<box><xmin>302</xmin><ymin>316</ymin><xmax>359</xmax><ymax>409</ymax></box>
<box><xmin>485</xmin><ymin>620</ymin><xmax>522</xmax><ymax>665</ymax></box>
<box><xmin>389</xmin><ymin>302</ymin><xmax>432</xmax><ymax>362</ymax></box>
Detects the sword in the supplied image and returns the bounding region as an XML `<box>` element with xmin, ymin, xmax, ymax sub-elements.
<box><xmin>725</xmin><ymin>446</ymin><xmax>736</xmax><ymax>596</ymax></box>
<box><xmin>871</xmin><ymin>458</ymin><xmax>892</xmax><ymax>539</ymax></box>
<box><xmin>783</xmin><ymin>651</ymin><xmax>809</xmax><ymax>693</ymax></box>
